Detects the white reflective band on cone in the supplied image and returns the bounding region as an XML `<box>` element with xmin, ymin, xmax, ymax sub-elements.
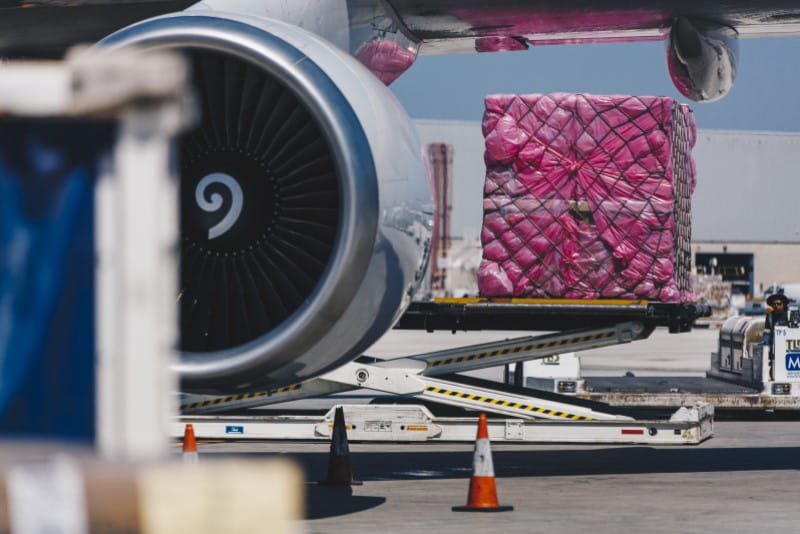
<box><xmin>472</xmin><ymin>438</ymin><xmax>495</xmax><ymax>477</ymax></box>
<box><xmin>183</xmin><ymin>452</ymin><xmax>199</xmax><ymax>464</ymax></box>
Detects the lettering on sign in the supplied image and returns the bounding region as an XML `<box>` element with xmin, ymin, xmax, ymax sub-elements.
<box><xmin>365</xmin><ymin>421</ymin><xmax>392</xmax><ymax>432</ymax></box>
<box><xmin>785</xmin><ymin>354</ymin><xmax>800</xmax><ymax>372</ymax></box>
<box><xmin>786</xmin><ymin>339</ymin><xmax>800</xmax><ymax>351</ymax></box>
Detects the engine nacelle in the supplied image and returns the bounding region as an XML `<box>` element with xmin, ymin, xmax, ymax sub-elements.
<box><xmin>666</xmin><ymin>18</ymin><xmax>738</xmax><ymax>103</ymax></box>
<box><xmin>100</xmin><ymin>13</ymin><xmax>432</xmax><ymax>392</ymax></box>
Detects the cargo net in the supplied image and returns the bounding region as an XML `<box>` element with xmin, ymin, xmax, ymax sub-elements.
<box><xmin>478</xmin><ymin>93</ymin><xmax>696</xmax><ymax>302</ymax></box>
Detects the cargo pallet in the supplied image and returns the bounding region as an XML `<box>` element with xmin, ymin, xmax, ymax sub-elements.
<box><xmin>396</xmin><ymin>298</ymin><xmax>708</xmax><ymax>334</ymax></box>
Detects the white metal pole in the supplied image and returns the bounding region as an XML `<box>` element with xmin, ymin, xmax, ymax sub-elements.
<box><xmin>96</xmin><ymin>102</ymin><xmax>185</xmax><ymax>461</ymax></box>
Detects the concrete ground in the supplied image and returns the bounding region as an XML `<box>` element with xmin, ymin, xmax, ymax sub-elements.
<box><xmin>202</xmin><ymin>327</ymin><xmax>800</xmax><ymax>533</ymax></box>
<box><xmin>200</xmin><ymin>419</ymin><xmax>800</xmax><ymax>534</ymax></box>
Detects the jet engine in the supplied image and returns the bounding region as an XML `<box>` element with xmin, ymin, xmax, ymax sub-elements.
<box><xmin>100</xmin><ymin>12</ymin><xmax>432</xmax><ymax>393</ymax></box>
<box><xmin>666</xmin><ymin>18</ymin><xmax>738</xmax><ymax>103</ymax></box>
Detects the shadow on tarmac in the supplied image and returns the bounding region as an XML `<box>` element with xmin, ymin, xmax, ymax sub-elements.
<box><xmin>288</xmin><ymin>446</ymin><xmax>800</xmax><ymax>482</ymax></box>
<box><xmin>305</xmin><ymin>485</ymin><xmax>386</xmax><ymax>519</ymax></box>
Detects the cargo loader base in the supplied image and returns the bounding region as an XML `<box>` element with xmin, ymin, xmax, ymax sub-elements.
<box><xmin>176</xmin><ymin>321</ymin><xmax>713</xmax><ymax>445</ymax></box>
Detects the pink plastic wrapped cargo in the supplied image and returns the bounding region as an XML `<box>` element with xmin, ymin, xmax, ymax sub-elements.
<box><xmin>479</xmin><ymin>93</ymin><xmax>696</xmax><ymax>302</ymax></box>
<box><xmin>354</xmin><ymin>39</ymin><xmax>416</xmax><ymax>85</ymax></box>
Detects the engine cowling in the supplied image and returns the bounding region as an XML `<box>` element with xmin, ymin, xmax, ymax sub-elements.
<box><xmin>100</xmin><ymin>12</ymin><xmax>432</xmax><ymax>392</ymax></box>
<box><xmin>666</xmin><ymin>18</ymin><xmax>738</xmax><ymax>103</ymax></box>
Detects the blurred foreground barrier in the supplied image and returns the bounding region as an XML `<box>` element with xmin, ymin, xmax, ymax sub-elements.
<box><xmin>0</xmin><ymin>48</ymin><xmax>191</xmax><ymax>460</ymax></box>
<box><xmin>0</xmin><ymin>445</ymin><xmax>303</xmax><ymax>533</ymax></box>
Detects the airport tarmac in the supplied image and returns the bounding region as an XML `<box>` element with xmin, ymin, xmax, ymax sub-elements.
<box><xmin>200</xmin><ymin>327</ymin><xmax>800</xmax><ymax>533</ymax></box>
<box><xmin>200</xmin><ymin>421</ymin><xmax>800</xmax><ymax>534</ymax></box>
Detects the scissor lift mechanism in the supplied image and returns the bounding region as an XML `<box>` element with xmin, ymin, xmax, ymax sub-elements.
<box><xmin>176</xmin><ymin>300</ymin><xmax>713</xmax><ymax>445</ymax></box>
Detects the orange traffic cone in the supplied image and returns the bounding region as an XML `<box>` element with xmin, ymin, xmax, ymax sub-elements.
<box><xmin>319</xmin><ymin>406</ymin><xmax>362</xmax><ymax>485</ymax></box>
<box><xmin>182</xmin><ymin>423</ymin><xmax>199</xmax><ymax>464</ymax></box>
<box><xmin>452</xmin><ymin>413</ymin><xmax>513</xmax><ymax>512</ymax></box>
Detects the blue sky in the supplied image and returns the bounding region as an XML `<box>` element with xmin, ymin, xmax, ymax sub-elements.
<box><xmin>391</xmin><ymin>37</ymin><xmax>800</xmax><ymax>132</ymax></box>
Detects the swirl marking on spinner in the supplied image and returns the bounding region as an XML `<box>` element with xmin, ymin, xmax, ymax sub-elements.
<box><xmin>195</xmin><ymin>172</ymin><xmax>244</xmax><ymax>240</ymax></box>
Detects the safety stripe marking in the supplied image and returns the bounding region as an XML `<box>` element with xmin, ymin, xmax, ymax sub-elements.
<box><xmin>423</xmin><ymin>386</ymin><xmax>593</xmax><ymax>421</ymax></box>
<box><xmin>433</xmin><ymin>297</ymin><xmax>648</xmax><ymax>306</ymax></box>
<box><xmin>426</xmin><ymin>331</ymin><xmax>616</xmax><ymax>368</ymax></box>
<box><xmin>180</xmin><ymin>384</ymin><xmax>303</xmax><ymax>411</ymax></box>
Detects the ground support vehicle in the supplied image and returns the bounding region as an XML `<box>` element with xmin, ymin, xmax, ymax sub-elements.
<box><xmin>518</xmin><ymin>314</ymin><xmax>800</xmax><ymax>414</ymax></box>
<box><xmin>176</xmin><ymin>299</ymin><xmax>713</xmax><ymax>445</ymax></box>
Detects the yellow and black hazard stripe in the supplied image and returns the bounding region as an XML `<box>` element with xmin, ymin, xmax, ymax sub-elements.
<box><xmin>180</xmin><ymin>383</ymin><xmax>302</xmax><ymax>411</ymax></box>
<box><xmin>424</xmin><ymin>385</ymin><xmax>593</xmax><ymax>421</ymax></box>
<box><xmin>433</xmin><ymin>297</ymin><xmax>648</xmax><ymax>306</ymax></box>
<box><xmin>426</xmin><ymin>331</ymin><xmax>616</xmax><ymax>368</ymax></box>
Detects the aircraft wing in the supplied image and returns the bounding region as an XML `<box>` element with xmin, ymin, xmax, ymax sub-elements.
<box><xmin>386</xmin><ymin>1</ymin><xmax>800</xmax><ymax>54</ymax></box>
<box><xmin>3</xmin><ymin>1</ymin><xmax>800</xmax><ymax>58</ymax></box>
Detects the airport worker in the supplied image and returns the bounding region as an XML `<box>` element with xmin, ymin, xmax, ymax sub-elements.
<box><xmin>762</xmin><ymin>293</ymin><xmax>790</xmax><ymax>346</ymax></box>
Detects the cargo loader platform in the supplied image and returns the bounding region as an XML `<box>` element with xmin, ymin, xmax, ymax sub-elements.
<box><xmin>176</xmin><ymin>402</ymin><xmax>712</xmax><ymax>445</ymax></box>
<box><xmin>177</xmin><ymin>320</ymin><xmax>714</xmax><ymax>445</ymax></box>
<box><xmin>396</xmin><ymin>298</ymin><xmax>710</xmax><ymax>334</ymax></box>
